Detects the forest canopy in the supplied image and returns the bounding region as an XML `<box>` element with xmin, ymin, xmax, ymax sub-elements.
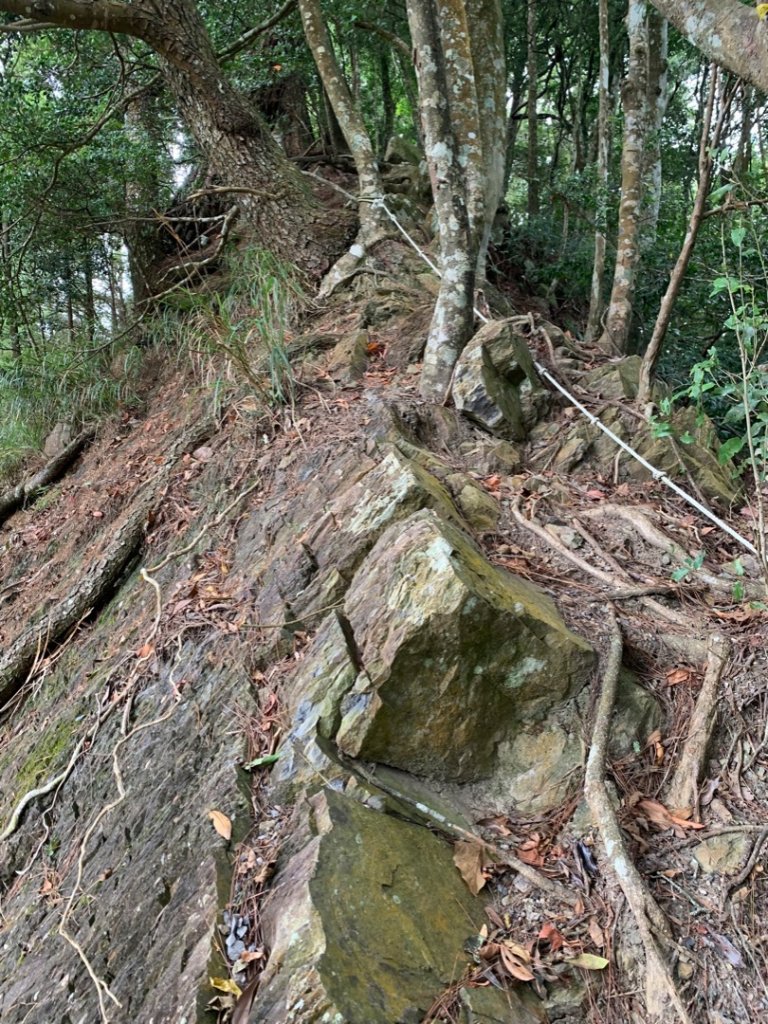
<box><xmin>0</xmin><ymin>0</ymin><xmax>766</xmax><ymax>467</ymax></box>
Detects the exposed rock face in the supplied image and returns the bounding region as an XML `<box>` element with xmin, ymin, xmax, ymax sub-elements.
<box><xmin>275</xmin><ymin>509</ymin><xmax>595</xmax><ymax>815</ymax></box>
<box><xmin>253</xmin><ymin>788</ymin><xmax>541</xmax><ymax>1024</ymax></box>
<box><xmin>452</xmin><ymin>319</ymin><xmax>550</xmax><ymax>439</ymax></box>
<box><xmin>0</xmin><ymin>392</ymin><xmax>600</xmax><ymax>1024</ymax></box>
<box><xmin>336</xmin><ymin>511</ymin><xmax>593</xmax><ymax>778</ymax></box>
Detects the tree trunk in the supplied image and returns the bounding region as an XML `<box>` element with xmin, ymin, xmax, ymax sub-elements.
<box><xmin>405</xmin><ymin>0</ymin><xmax>506</xmax><ymax>402</ymax></box>
<box><xmin>526</xmin><ymin>0</ymin><xmax>540</xmax><ymax>220</ymax></box>
<box><xmin>124</xmin><ymin>90</ymin><xmax>166</xmax><ymax>308</ymax></box>
<box><xmin>639</xmin><ymin>9</ymin><xmax>669</xmax><ymax>253</ymax></box>
<box><xmin>406</xmin><ymin>0</ymin><xmax>476</xmax><ymax>403</ymax></box>
<box><xmin>637</xmin><ymin>68</ymin><xmax>732</xmax><ymax>407</ymax></box>
<box><xmin>598</xmin><ymin>0</ymin><xmax>651</xmax><ymax>355</ymax></box>
<box><xmin>467</xmin><ymin>0</ymin><xmax>507</xmax><ymax>277</ymax></box>
<box><xmin>0</xmin><ymin>0</ymin><xmax>339</xmax><ymax>279</ymax></box>
<box><xmin>585</xmin><ymin>0</ymin><xmax>611</xmax><ymax>343</ymax></box>
<box><xmin>649</xmin><ymin>0</ymin><xmax>768</xmax><ymax>93</ymax></box>
<box><xmin>298</xmin><ymin>0</ymin><xmax>388</xmax><ymax>295</ymax></box>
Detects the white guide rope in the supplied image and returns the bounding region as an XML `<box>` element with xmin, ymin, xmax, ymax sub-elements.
<box><xmin>372</xmin><ymin>196</ymin><xmax>759</xmax><ymax>559</ymax></box>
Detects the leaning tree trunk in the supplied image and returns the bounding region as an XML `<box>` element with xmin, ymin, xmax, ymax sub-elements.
<box><xmin>0</xmin><ymin>0</ymin><xmax>339</xmax><ymax>279</ymax></box>
<box><xmin>585</xmin><ymin>0</ymin><xmax>611</xmax><ymax>343</ymax></box>
<box><xmin>649</xmin><ymin>0</ymin><xmax>768</xmax><ymax>94</ymax></box>
<box><xmin>298</xmin><ymin>0</ymin><xmax>389</xmax><ymax>296</ymax></box>
<box><xmin>598</xmin><ymin>0</ymin><xmax>651</xmax><ymax>355</ymax></box>
<box><xmin>636</xmin><ymin>68</ymin><xmax>731</xmax><ymax>407</ymax></box>
<box><xmin>156</xmin><ymin>3</ymin><xmax>335</xmax><ymax>278</ymax></box>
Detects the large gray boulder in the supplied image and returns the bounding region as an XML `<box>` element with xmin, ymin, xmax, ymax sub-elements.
<box><xmin>275</xmin><ymin>509</ymin><xmax>594</xmax><ymax>814</ymax></box>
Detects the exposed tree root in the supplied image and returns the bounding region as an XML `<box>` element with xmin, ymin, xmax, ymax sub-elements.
<box><xmin>585</xmin><ymin>608</ymin><xmax>692</xmax><ymax>1024</ymax></box>
<box><xmin>581</xmin><ymin>503</ymin><xmax>762</xmax><ymax>599</ymax></box>
<box><xmin>510</xmin><ymin>497</ymin><xmax>693</xmax><ymax>627</ymax></box>
<box><xmin>0</xmin><ymin>427</ymin><xmax>96</xmax><ymax>527</ymax></box>
<box><xmin>0</xmin><ymin>420</ymin><xmax>214</xmax><ymax>712</ymax></box>
<box><xmin>665</xmin><ymin>634</ymin><xmax>731</xmax><ymax>817</ymax></box>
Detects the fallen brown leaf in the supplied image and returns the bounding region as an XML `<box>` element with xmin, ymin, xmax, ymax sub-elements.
<box><xmin>208</xmin><ymin>809</ymin><xmax>232</xmax><ymax>841</ymax></box>
<box><xmin>453</xmin><ymin>839</ymin><xmax>488</xmax><ymax>895</ymax></box>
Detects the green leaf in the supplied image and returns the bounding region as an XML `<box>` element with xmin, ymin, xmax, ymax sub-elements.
<box><xmin>243</xmin><ymin>753</ymin><xmax>281</xmax><ymax>770</ymax></box>
<box><xmin>718</xmin><ymin>436</ymin><xmax>746</xmax><ymax>464</ymax></box>
<box><xmin>671</xmin><ymin>566</ymin><xmax>690</xmax><ymax>582</ymax></box>
<box><xmin>567</xmin><ymin>953</ymin><xmax>609</xmax><ymax>971</ymax></box>
<box><xmin>730</xmin><ymin>558</ymin><xmax>745</xmax><ymax>577</ymax></box>
<box><xmin>692</xmin><ymin>551</ymin><xmax>705</xmax><ymax>570</ymax></box>
<box><xmin>732</xmin><ymin>581</ymin><xmax>744</xmax><ymax>602</ymax></box>
<box><xmin>709</xmin><ymin>183</ymin><xmax>735</xmax><ymax>203</ymax></box>
<box><xmin>731</xmin><ymin>226</ymin><xmax>746</xmax><ymax>249</ymax></box>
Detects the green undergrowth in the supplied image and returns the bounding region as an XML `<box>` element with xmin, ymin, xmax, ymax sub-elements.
<box><xmin>0</xmin><ymin>333</ymin><xmax>143</xmax><ymax>484</ymax></box>
<box><xmin>155</xmin><ymin>246</ymin><xmax>307</xmax><ymax>412</ymax></box>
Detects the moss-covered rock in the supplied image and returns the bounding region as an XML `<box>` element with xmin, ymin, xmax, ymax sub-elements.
<box><xmin>452</xmin><ymin>319</ymin><xmax>549</xmax><ymax>439</ymax></box>
<box><xmin>253</xmin><ymin>788</ymin><xmax>540</xmax><ymax>1024</ymax></box>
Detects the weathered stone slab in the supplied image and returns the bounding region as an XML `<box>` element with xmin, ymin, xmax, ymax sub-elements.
<box><xmin>252</xmin><ymin>788</ymin><xmax>539</xmax><ymax>1024</ymax></box>
<box><xmin>334</xmin><ymin>510</ymin><xmax>594</xmax><ymax>787</ymax></box>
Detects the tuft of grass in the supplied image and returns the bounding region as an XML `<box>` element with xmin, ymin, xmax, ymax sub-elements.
<box><xmin>165</xmin><ymin>246</ymin><xmax>307</xmax><ymax>411</ymax></box>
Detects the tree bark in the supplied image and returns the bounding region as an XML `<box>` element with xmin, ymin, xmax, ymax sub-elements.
<box><xmin>637</xmin><ymin>67</ymin><xmax>727</xmax><ymax>407</ymax></box>
<box><xmin>406</xmin><ymin>0</ymin><xmax>475</xmax><ymax>403</ymax></box>
<box><xmin>649</xmin><ymin>0</ymin><xmax>768</xmax><ymax>93</ymax></box>
<box><xmin>526</xmin><ymin>0</ymin><xmax>540</xmax><ymax>220</ymax></box>
<box><xmin>598</xmin><ymin>0</ymin><xmax>651</xmax><ymax>355</ymax></box>
<box><xmin>639</xmin><ymin>9</ymin><xmax>669</xmax><ymax>253</ymax></box>
<box><xmin>298</xmin><ymin>0</ymin><xmax>388</xmax><ymax>296</ymax></box>
<box><xmin>467</xmin><ymin>0</ymin><xmax>507</xmax><ymax>276</ymax></box>
<box><xmin>585</xmin><ymin>0</ymin><xmax>611</xmax><ymax>343</ymax></box>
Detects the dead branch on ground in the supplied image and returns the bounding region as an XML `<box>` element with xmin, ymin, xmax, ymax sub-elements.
<box><xmin>0</xmin><ymin>428</ymin><xmax>95</xmax><ymax>527</ymax></box>
<box><xmin>0</xmin><ymin>420</ymin><xmax>214</xmax><ymax>712</ymax></box>
<box><xmin>665</xmin><ymin>634</ymin><xmax>731</xmax><ymax>817</ymax></box>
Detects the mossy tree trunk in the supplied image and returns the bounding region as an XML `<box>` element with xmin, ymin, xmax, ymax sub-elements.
<box><xmin>0</xmin><ymin>0</ymin><xmax>336</xmax><ymax>278</ymax></box>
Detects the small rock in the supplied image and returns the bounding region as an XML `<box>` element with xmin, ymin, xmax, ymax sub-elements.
<box><xmin>693</xmin><ymin>833</ymin><xmax>751</xmax><ymax>875</ymax></box>
<box><xmin>677</xmin><ymin>960</ymin><xmax>694</xmax><ymax>980</ymax></box>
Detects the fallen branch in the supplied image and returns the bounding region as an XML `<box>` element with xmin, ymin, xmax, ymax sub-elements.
<box><xmin>0</xmin><ymin>427</ymin><xmax>95</xmax><ymax>527</ymax></box>
<box><xmin>584</xmin><ymin>609</ymin><xmax>692</xmax><ymax>1024</ymax></box>
<box><xmin>666</xmin><ymin>634</ymin><xmax>731</xmax><ymax>817</ymax></box>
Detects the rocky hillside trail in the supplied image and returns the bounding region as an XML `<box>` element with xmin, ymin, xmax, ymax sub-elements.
<box><xmin>1</xmin><ymin>285</ymin><xmax>767</xmax><ymax>1024</ymax></box>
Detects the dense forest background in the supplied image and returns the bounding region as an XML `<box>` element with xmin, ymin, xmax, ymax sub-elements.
<box><xmin>0</xmin><ymin>0</ymin><xmax>766</xmax><ymax>480</ymax></box>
